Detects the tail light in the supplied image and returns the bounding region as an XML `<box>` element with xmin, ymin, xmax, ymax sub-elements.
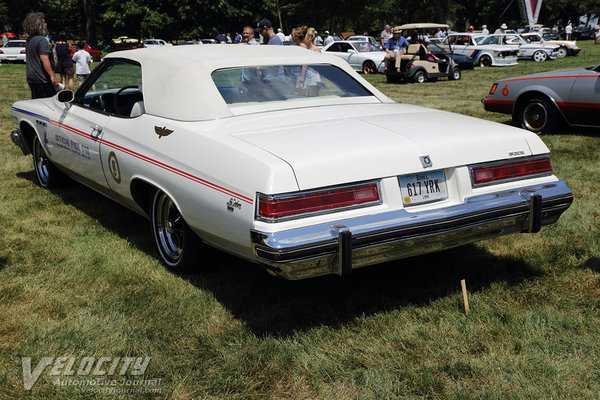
<box><xmin>489</xmin><ymin>83</ymin><xmax>498</xmax><ymax>95</ymax></box>
<box><xmin>0</xmin><ymin>50</ymin><xmax>3</xmax><ymax>54</ymax></box>
<box><xmin>257</xmin><ymin>182</ymin><xmax>380</xmax><ymax>222</ymax></box>
<box><xmin>470</xmin><ymin>156</ymin><xmax>552</xmax><ymax>187</ymax></box>
<box><xmin>20</xmin><ymin>50</ymin><xmax>26</xmax><ymax>54</ymax></box>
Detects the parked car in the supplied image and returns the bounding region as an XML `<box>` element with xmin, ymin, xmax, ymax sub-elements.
<box><xmin>10</xmin><ymin>45</ymin><xmax>572</xmax><ymax>280</ymax></box>
<box><xmin>113</xmin><ymin>36</ymin><xmax>143</xmax><ymax>51</ymax></box>
<box><xmin>425</xmin><ymin>40</ymin><xmax>474</xmax><ymax>70</ymax></box>
<box><xmin>321</xmin><ymin>40</ymin><xmax>386</xmax><ymax>74</ymax></box>
<box><xmin>178</xmin><ymin>41</ymin><xmax>203</xmax><ymax>45</ymax></box>
<box><xmin>385</xmin><ymin>43</ymin><xmax>462</xmax><ymax>83</ymax></box>
<box><xmin>476</xmin><ymin>34</ymin><xmax>559</xmax><ymax>62</ymax></box>
<box><xmin>483</xmin><ymin>62</ymin><xmax>600</xmax><ymax>133</ymax></box>
<box><xmin>520</xmin><ymin>33</ymin><xmax>580</xmax><ymax>58</ymax></box>
<box><xmin>569</xmin><ymin>26</ymin><xmax>596</xmax><ymax>40</ymax></box>
<box><xmin>143</xmin><ymin>39</ymin><xmax>173</xmax><ymax>48</ymax></box>
<box><xmin>0</xmin><ymin>39</ymin><xmax>26</xmax><ymax>63</ymax></box>
<box><xmin>200</xmin><ymin>39</ymin><xmax>217</xmax><ymax>44</ymax></box>
<box><xmin>346</xmin><ymin>35</ymin><xmax>383</xmax><ymax>50</ymax></box>
<box><xmin>441</xmin><ymin>33</ymin><xmax>518</xmax><ymax>67</ymax></box>
<box><xmin>80</xmin><ymin>42</ymin><xmax>102</xmax><ymax>61</ymax></box>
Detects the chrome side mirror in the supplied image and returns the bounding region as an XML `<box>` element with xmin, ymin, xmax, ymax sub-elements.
<box><xmin>57</xmin><ymin>90</ymin><xmax>74</xmax><ymax>103</ymax></box>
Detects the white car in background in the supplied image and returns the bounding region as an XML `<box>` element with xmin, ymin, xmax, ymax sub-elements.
<box><xmin>346</xmin><ymin>35</ymin><xmax>383</xmax><ymax>49</ymax></box>
<box><xmin>0</xmin><ymin>39</ymin><xmax>26</xmax><ymax>63</ymax></box>
<box><xmin>520</xmin><ymin>32</ymin><xmax>580</xmax><ymax>58</ymax></box>
<box><xmin>477</xmin><ymin>34</ymin><xmax>559</xmax><ymax>62</ymax></box>
<box><xmin>143</xmin><ymin>39</ymin><xmax>173</xmax><ymax>48</ymax></box>
<box><xmin>322</xmin><ymin>40</ymin><xmax>386</xmax><ymax>74</ymax></box>
<box><xmin>442</xmin><ymin>33</ymin><xmax>518</xmax><ymax>67</ymax></box>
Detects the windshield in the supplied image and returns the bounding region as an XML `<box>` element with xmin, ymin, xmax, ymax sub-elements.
<box><xmin>476</xmin><ymin>36</ymin><xmax>500</xmax><ymax>45</ymax></box>
<box><xmin>212</xmin><ymin>64</ymin><xmax>373</xmax><ymax>106</ymax></box>
<box><xmin>353</xmin><ymin>42</ymin><xmax>380</xmax><ymax>52</ymax></box>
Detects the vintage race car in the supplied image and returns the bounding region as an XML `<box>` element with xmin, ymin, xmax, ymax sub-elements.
<box><xmin>476</xmin><ymin>34</ymin><xmax>559</xmax><ymax>62</ymax></box>
<box><xmin>10</xmin><ymin>45</ymin><xmax>572</xmax><ymax>280</ymax></box>
<box><xmin>321</xmin><ymin>40</ymin><xmax>386</xmax><ymax>74</ymax></box>
<box><xmin>482</xmin><ymin>62</ymin><xmax>600</xmax><ymax>133</ymax></box>
<box><xmin>442</xmin><ymin>33</ymin><xmax>519</xmax><ymax>67</ymax></box>
<box><xmin>520</xmin><ymin>33</ymin><xmax>580</xmax><ymax>58</ymax></box>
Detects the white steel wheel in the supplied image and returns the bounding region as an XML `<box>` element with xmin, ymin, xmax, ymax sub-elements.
<box><xmin>449</xmin><ymin>68</ymin><xmax>461</xmax><ymax>81</ymax></box>
<box><xmin>532</xmin><ymin>51</ymin><xmax>548</xmax><ymax>62</ymax></box>
<box><xmin>556</xmin><ymin>47</ymin><xmax>567</xmax><ymax>58</ymax></box>
<box><xmin>151</xmin><ymin>190</ymin><xmax>200</xmax><ymax>270</ymax></box>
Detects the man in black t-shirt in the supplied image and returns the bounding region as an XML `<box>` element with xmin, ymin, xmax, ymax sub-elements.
<box><xmin>22</xmin><ymin>12</ymin><xmax>58</xmax><ymax>99</ymax></box>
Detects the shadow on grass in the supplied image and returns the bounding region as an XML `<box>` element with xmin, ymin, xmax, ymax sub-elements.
<box><xmin>185</xmin><ymin>243</ymin><xmax>540</xmax><ymax>337</ymax></box>
<box><xmin>16</xmin><ymin>170</ymin><xmax>156</xmax><ymax>257</ymax></box>
<box><xmin>16</xmin><ymin>170</ymin><xmax>542</xmax><ymax>338</ymax></box>
<box><xmin>579</xmin><ymin>257</ymin><xmax>600</xmax><ymax>273</ymax></box>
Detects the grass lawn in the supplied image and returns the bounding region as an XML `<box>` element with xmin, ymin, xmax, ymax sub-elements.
<box><xmin>1</xmin><ymin>42</ymin><xmax>599</xmax><ymax>399</ymax></box>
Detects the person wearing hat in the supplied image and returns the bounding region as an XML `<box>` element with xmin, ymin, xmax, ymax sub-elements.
<box><xmin>323</xmin><ymin>30</ymin><xmax>334</xmax><ymax>45</ymax></box>
<box><xmin>256</xmin><ymin>18</ymin><xmax>282</xmax><ymax>45</ymax></box>
<box><xmin>468</xmin><ymin>25</ymin><xmax>474</xmax><ymax>32</ymax></box>
<box><xmin>494</xmin><ymin>23</ymin><xmax>508</xmax><ymax>34</ymax></box>
<box><xmin>481</xmin><ymin>24</ymin><xmax>489</xmax><ymax>35</ymax></box>
<box><xmin>384</xmin><ymin>26</ymin><xmax>409</xmax><ymax>72</ymax></box>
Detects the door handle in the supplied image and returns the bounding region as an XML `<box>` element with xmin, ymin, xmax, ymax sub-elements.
<box><xmin>90</xmin><ymin>125</ymin><xmax>102</xmax><ymax>139</ymax></box>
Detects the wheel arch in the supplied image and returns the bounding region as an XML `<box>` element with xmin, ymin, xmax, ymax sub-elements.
<box><xmin>513</xmin><ymin>88</ymin><xmax>567</xmax><ymax>123</ymax></box>
<box><xmin>130</xmin><ymin>177</ymin><xmax>185</xmax><ymax>221</ymax></box>
<box><xmin>19</xmin><ymin>120</ymin><xmax>39</xmax><ymax>151</ymax></box>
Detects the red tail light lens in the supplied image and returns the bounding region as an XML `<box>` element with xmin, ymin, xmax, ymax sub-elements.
<box><xmin>258</xmin><ymin>183</ymin><xmax>380</xmax><ymax>221</ymax></box>
<box><xmin>20</xmin><ymin>50</ymin><xmax>26</xmax><ymax>54</ymax></box>
<box><xmin>471</xmin><ymin>157</ymin><xmax>552</xmax><ymax>186</ymax></box>
<box><xmin>0</xmin><ymin>50</ymin><xmax>3</xmax><ymax>54</ymax></box>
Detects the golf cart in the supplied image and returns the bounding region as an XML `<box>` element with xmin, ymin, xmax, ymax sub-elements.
<box><xmin>385</xmin><ymin>23</ymin><xmax>462</xmax><ymax>83</ymax></box>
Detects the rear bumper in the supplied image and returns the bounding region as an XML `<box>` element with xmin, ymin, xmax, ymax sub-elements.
<box><xmin>491</xmin><ymin>57</ymin><xmax>518</xmax><ymax>66</ymax></box>
<box><xmin>251</xmin><ymin>180</ymin><xmax>572</xmax><ymax>280</ymax></box>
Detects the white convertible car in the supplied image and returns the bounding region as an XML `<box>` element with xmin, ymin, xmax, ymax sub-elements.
<box><xmin>10</xmin><ymin>46</ymin><xmax>572</xmax><ymax>280</ymax></box>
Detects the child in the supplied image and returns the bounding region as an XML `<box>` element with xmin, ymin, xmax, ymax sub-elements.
<box><xmin>72</xmin><ymin>41</ymin><xmax>92</xmax><ymax>87</ymax></box>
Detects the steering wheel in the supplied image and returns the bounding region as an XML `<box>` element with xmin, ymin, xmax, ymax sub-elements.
<box><xmin>113</xmin><ymin>85</ymin><xmax>139</xmax><ymax>116</ymax></box>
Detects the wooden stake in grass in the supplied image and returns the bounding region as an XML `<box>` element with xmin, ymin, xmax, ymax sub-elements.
<box><xmin>461</xmin><ymin>279</ymin><xmax>470</xmax><ymax>316</ymax></box>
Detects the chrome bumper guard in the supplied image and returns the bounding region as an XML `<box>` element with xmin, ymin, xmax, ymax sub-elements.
<box><xmin>10</xmin><ymin>129</ymin><xmax>31</xmax><ymax>155</ymax></box>
<box><xmin>251</xmin><ymin>181</ymin><xmax>573</xmax><ymax>280</ymax></box>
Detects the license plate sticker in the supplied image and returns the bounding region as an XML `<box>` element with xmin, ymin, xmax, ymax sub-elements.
<box><xmin>399</xmin><ymin>170</ymin><xmax>448</xmax><ymax>206</ymax></box>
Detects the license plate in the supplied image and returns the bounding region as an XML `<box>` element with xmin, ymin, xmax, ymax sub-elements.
<box><xmin>399</xmin><ymin>170</ymin><xmax>448</xmax><ymax>206</ymax></box>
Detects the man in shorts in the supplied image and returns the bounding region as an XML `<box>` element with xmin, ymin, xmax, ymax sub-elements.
<box><xmin>72</xmin><ymin>41</ymin><xmax>92</xmax><ymax>87</ymax></box>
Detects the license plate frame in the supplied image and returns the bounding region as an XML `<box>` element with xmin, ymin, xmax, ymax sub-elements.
<box><xmin>399</xmin><ymin>170</ymin><xmax>448</xmax><ymax>206</ymax></box>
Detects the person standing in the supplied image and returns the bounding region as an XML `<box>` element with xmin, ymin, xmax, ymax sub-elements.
<box><xmin>22</xmin><ymin>12</ymin><xmax>58</xmax><ymax>99</ymax></box>
<box><xmin>242</xmin><ymin>25</ymin><xmax>259</xmax><ymax>45</ymax></box>
<box><xmin>256</xmin><ymin>19</ymin><xmax>282</xmax><ymax>45</ymax></box>
<box><xmin>72</xmin><ymin>41</ymin><xmax>92</xmax><ymax>88</ymax></box>
<box><xmin>494</xmin><ymin>23</ymin><xmax>508</xmax><ymax>34</ymax></box>
<box><xmin>276</xmin><ymin>28</ymin><xmax>285</xmax><ymax>41</ymax></box>
<box><xmin>481</xmin><ymin>25</ymin><xmax>489</xmax><ymax>35</ymax></box>
<box><xmin>565</xmin><ymin>22</ymin><xmax>572</xmax><ymax>40</ymax></box>
<box><xmin>323</xmin><ymin>31</ymin><xmax>334</xmax><ymax>45</ymax></box>
<box><xmin>380</xmin><ymin>24</ymin><xmax>392</xmax><ymax>47</ymax></box>
<box><xmin>54</xmin><ymin>31</ymin><xmax>75</xmax><ymax>91</ymax></box>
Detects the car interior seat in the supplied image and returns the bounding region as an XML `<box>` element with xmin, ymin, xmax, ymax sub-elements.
<box><xmin>130</xmin><ymin>83</ymin><xmax>145</xmax><ymax>117</ymax></box>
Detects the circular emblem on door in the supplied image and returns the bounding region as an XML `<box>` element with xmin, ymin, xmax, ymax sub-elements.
<box><xmin>108</xmin><ymin>151</ymin><xmax>121</xmax><ymax>184</ymax></box>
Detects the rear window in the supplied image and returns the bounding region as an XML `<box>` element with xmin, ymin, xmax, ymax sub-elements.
<box><xmin>211</xmin><ymin>64</ymin><xmax>373</xmax><ymax>106</ymax></box>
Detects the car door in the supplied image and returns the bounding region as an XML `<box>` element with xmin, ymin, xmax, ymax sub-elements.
<box><xmin>325</xmin><ymin>42</ymin><xmax>353</xmax><ymax>63</ymax></box>
<box><xmin>566</xmin><ymin>66</ymin><xmax>600</xmax><ymax>126</ymax></box>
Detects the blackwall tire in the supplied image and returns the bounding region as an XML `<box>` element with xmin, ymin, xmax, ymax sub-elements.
<box><xmin>32</xmin><ymin>135</ymin><xmax>61</xmax><ymax>188</ymax></box>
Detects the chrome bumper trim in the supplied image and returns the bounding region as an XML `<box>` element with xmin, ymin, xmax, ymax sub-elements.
<box><xmin>10</xmin><ymin>129</ymin><xmax>31</xmax><ymax>155</ymax></box>
<box><xmin>251</xmin><ymin>181</ymin><xmax>572</xmax><ymax>280</ymax></box>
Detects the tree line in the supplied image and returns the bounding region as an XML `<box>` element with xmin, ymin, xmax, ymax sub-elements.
<box><xmin>1</xmin><ymin>0</ymin><xmax>597</xmax><ymax>44</ymax></box>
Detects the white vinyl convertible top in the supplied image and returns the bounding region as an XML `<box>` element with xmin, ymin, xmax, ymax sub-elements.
<box><xmin>104</xmin><ymin>45</ymin><xmax>391</xmax><ymax>121</ymax></box>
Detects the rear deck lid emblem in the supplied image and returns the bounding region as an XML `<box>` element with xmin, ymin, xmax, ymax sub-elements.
<box><xmin>420</xmin><ymin>155</ymin><xmax>432</xmax><ymax>168</ymax></box>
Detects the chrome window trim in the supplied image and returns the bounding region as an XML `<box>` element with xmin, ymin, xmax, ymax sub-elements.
<box><xmin>255</xmin><ymin>180</ymin><xmax>382</xmax><ymax>223</ymax></box>
<box><xmin>468</xmin><ymin>155</ymin><xmax>552</xmax><ymax>188</ymax></box>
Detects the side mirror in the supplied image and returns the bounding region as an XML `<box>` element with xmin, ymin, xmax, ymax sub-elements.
<box><xmin>56</xmin><ymin>90</ymin><xmax>74</xmax><ymax>103</ymax></box>
<box><xmin>347</xmin><ymin>49</ymin><xmax>357</xmax><ymax>54</ymax></box>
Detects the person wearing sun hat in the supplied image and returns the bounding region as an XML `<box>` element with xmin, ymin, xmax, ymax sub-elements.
<box><xmin>495</xmin><ymin>23</ymin><xmax>508</xmax><ymax>34</ymax></box>
<box><xmin>384</xmin><ymin>26</ymin><xmax>409</xmax><ymax>72</ymax></box>
<box><xmin>482</xmin><ymin>24</ymin><xmax>489</xmax><ymax>34</ymax></box>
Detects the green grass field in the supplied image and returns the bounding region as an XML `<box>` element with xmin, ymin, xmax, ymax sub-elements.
<box><xmin>1</xmin><ymin>42</ymin><xmax>599</xmax><ymax>399</ymax></box>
